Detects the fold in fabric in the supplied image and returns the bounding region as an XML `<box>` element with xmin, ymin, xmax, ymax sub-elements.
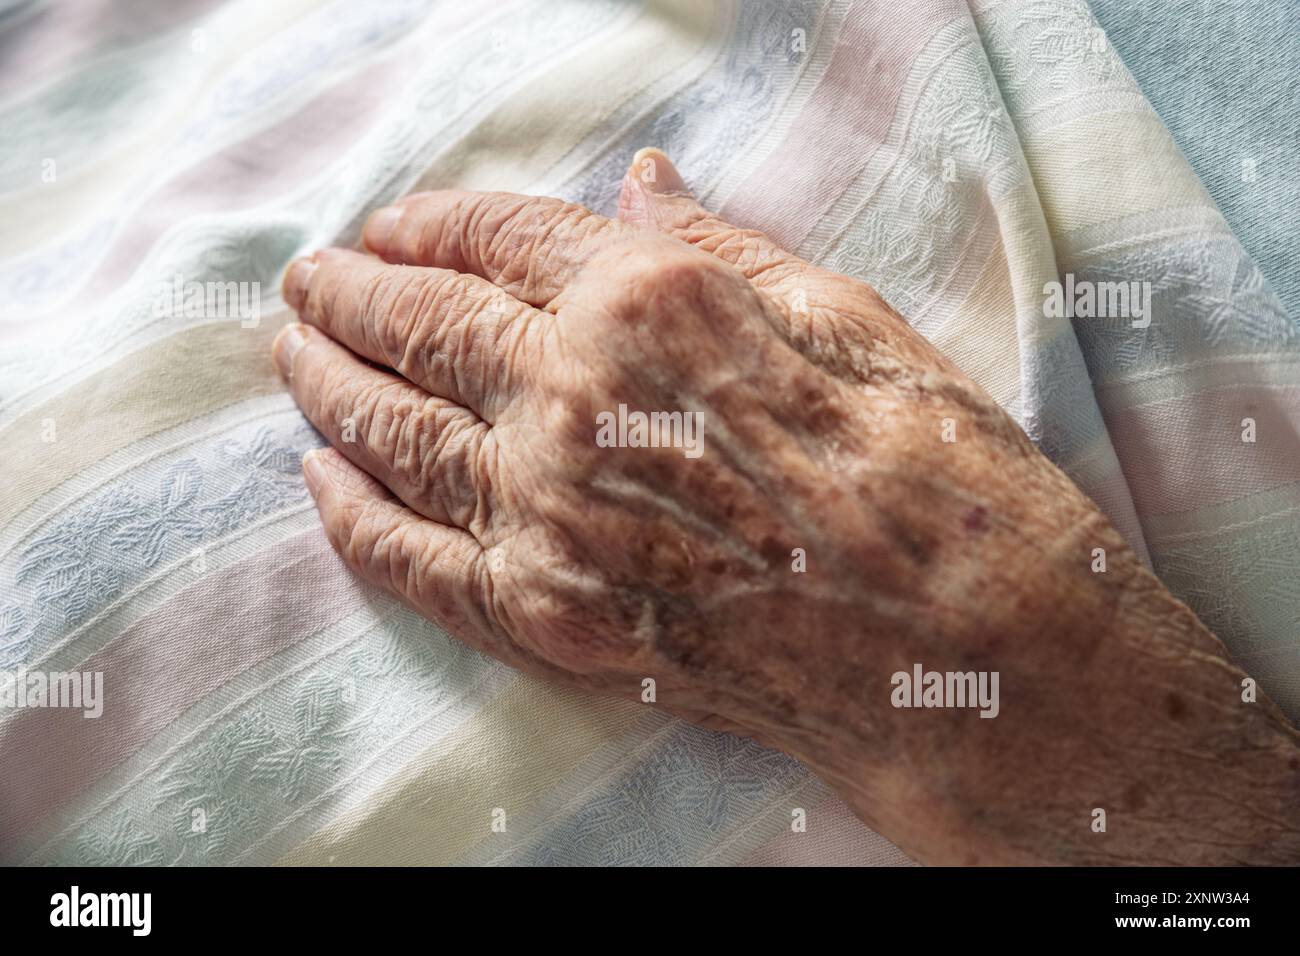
<box><xmin>0</xmin><ymin>0</ymin><xmax>1295</xmax><ymax>865</ymax></box>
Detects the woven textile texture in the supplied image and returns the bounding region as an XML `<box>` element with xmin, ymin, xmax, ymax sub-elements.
<box><xmin>0</xmin><ymin>0</ymin><xmax>1295</xmax><ymax>865</ymax></box>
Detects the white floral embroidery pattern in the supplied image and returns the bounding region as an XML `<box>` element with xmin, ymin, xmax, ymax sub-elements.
<box><xmin>9</xmin><ymin>424</ymin><xmax>315</xmax><ymax>659</ymax></box>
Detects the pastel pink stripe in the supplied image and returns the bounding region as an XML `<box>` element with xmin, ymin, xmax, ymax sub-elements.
<box><xmin>739</xmin><ymin>794</ymin><xmax>915</xmax><ymax>866</ymax></box>
<box><xmin>0</xmin><ymin>527</ymin><xmax>374</xmax><ymax>859</ymax></box>
<box><xmin>718</xmin><ymin>0</ymin><xmax>964</xmax><ymax>248</ymax></box>
<box><xmin>0</xmin><ymin>0</ymin><xmax>227</xmax><ymax>102</ymax></box>
<box><xmin>0</xmin><ymin>0</ymin><xmax>494</xmax><ymax>345</ymax></box>
<box><xmin>76</xmin><ymin>51</ymin><xmax>404</xmax><ymax>305</ymax></box>
<box><xmin>1106</xmin><ymin>385</ymin><xmax>1300</xmax><ymax>516</ymax></box>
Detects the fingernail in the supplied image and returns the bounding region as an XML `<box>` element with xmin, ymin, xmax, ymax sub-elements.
<box><xmin>272</xmin><ymin>322</ymin><xmax>308</xmax><ymax>380</ymax></box>
<box><xmin>631</xmin><ymin>147</ymin><xmax>688</xmax><ymax>196</ymax></box>
<box><xmin>283</xmin><ymin>256</ymin><xmax>317</xmax><ymax>311</ymax></box>
<box><xmin>363</xmin><ymin>205</ymin><xmax>402</xmax><ymax>254</ymax></box>
<box><xmin>302</xmin><ymin>449</ymin><xmax>326</xmax><ymax>497</ymax></box>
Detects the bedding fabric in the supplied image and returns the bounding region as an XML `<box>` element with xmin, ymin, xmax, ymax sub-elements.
<box><xmin>0</xmin><ymin>0</ymin><xmax>1296</xmax><ymax>865</ymax></box>
<box><xmin>1091</xmin><ymin>0</ymin><xmax>1300</xmax><ymax>322</ymax></box>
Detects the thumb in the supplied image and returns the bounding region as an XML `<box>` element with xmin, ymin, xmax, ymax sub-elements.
<box><xmin>617</xmin><ymin>146</ymin><xmax>695</xmax><ymax>228</ymax></box>
<box><xmin>616</xmin><ymin>149</ymin><xmax>910</xmax><ymax>382</ymax></box>
<box><xmin>617</xmin><ymin>147</ymin><xmax>804</xmax><ymax>289</ymax></box>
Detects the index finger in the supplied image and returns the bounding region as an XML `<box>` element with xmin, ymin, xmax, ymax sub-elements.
<box><xmin>362</xmin><ymin>190</ymin><xmax>638</xmax><ymax>310</ymax></box>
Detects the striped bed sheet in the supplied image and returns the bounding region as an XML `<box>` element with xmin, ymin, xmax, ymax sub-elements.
<box><xmin>0</xmin><ymin>0</ymin><xmax>1295</xmax><ymax>865</ymax></box>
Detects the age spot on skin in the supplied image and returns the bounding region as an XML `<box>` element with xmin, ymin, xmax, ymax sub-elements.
<box><xmin>798</xmin><ymin>385</ymin><xmax>846</xmax><ymax>436</ymax></box>
<box><xmin>759</xmin><ymin>535</ymin><xmax>787</xmax><ymax>568</ymax></box>
<box><xmin>1165</xmin><ymin>692</ymin><xmax>1187</xmax><ymax>721</ymax></box>
<box><xmin>1124</xmin><ymin>782</ymin><xmax>1149</xmax><ymax>812</ymax></box>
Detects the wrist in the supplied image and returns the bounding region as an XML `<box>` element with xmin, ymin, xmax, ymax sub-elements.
<box><xmin>747</xmin><ymin>507</ymin><xmax>1300</xmax><ymax>865</ymax></box>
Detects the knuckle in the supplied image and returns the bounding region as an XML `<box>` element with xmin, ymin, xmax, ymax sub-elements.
<box><xmin>356</xmin><ymin>266</ymin><xmax>492</xmax><ymax>383</ymax></box>
<box><xmin>400</xmin><ymin>271</ymin><xmax>487</xmax><ymax>381</ymax></box>
<box><xmin>314</xmin><ymin>354</ymin><xmax>365</xmax><ymax>429</ymax></box>
<box><xmin>594</xmin><ymin>240</ymin><xmax>736</xmax><ymax>326</ymax></box>
<box><xmin>417</xmin><ymin>409</ymin><xmax>475</xmax><ymax>480</ymax></box>
<box><xmin>331</xmin><ymin>498</ymin><xmax>380</xmax><ymax>570</ymax></box>
<box><xmin>368</xmin><ymin>384</ymin><xmax>426</xmax><ymax>479</ymax></box>
<box><xmin>393</xmin><ymin>400</ymin><xmax>488</xmax><ymax>525</ymax></box>
<box><xmin>475</xmin><ymin>194</ymin><xmax>539</xmax><ymax>275</ymax></box>
<box><xmin>487</xmin><ymin>195</ymin><xmax>607</xmax><ymax>283</ymax></box>
<box><xmin>650</xmin><ymin>249</ymin><xmax>725</xmax><ymax>291</ymax></box>
<box><xmin>358</xmin><ymin>513</ymin><xmax>411</xmax><ymax>592</ymax></box>
<box><xmin>651</xmin><ymin>241</ymin><xmax>727</xmax><ymax>287</ymax></box>
<box><xmin>357</xmin><ymin>268</ymin><xmax>410</xmax><ymax>362</ymax></box>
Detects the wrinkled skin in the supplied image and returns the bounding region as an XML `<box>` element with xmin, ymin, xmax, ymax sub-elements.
<box><xmin>275</xmin><ymin>149</ymin><xmax>1300</xmax><ymax>865</ymax></box>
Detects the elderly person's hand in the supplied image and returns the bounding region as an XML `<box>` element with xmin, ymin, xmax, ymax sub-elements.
<box><xmin>273</xmin><ymin>149</ymin><xmax>1300</xmax><ymax>865</ymax></box>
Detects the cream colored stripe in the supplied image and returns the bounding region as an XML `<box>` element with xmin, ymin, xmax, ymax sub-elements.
<box><xmin>403</xmin><ymin>0</ymin><xmax>718</xmax><ymax>194</ymax></box>
<box><xmin>0</xmin><ymin>0</ymin><xmax>329</xmax><ymax>256</ymax></box>
<box><xmin>932</xmin><ymin>234</ymin><xmax>1021</xmax><ymax>413</ymax></box>
<box><xmin>918</xmin><ymin>176</ymin><xmax>1055</xmax><ymax>411</ymax></box>
<box><xmin>1024</xmin><ymin>110</ymin><xmax>1211</xmax><ymax>238</ymax></box>
<box><xmin>277</xmin><ymin>676</ymin><xmax>637</xmax><ymax>866</ymax></box>
<box><xmin>0</xmin><ymin>312</ymin><xmax>288</xmax><ymax>528</ymax></box>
